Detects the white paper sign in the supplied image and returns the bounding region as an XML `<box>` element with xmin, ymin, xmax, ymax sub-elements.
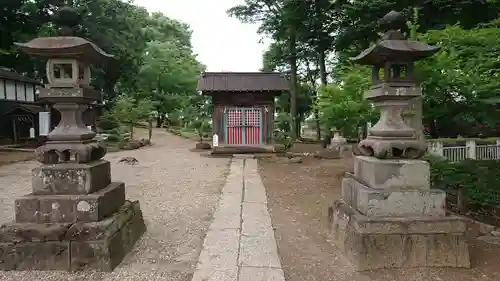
<box><xmin>39</xmin><ymin>112</ymin><xmax>51</xmax><ymax>136</ymax></box>
<box><xmin>29</xmin><ymin>127</ymin><xmax>35</xmax><ymax>139</ymax></box>
<box><xmin>212</xmin><ymin>134</ymin><xmax>219</xmax><ymax>147</ymax></box>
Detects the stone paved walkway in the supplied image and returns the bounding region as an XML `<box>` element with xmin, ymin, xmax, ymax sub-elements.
<box><xmin>192</xmin><ymin>158</ymin><xmax>285</xmax><ymax>281</ymax></box>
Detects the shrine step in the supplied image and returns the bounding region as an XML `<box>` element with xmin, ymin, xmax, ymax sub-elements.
<box><xmin>211</xmin><ymin>144</ymin><xmax>285</xmax><ymax>155</ymax></box>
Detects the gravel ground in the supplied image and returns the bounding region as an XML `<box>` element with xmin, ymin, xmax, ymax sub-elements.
<box><xmin>260</xmin><ymin>155</ymin><xmax>500</xmax><ymax>281</ymax></box>
<box><xmin>0</xmin><ymin>129</ymin><xmax>230</xmax><ymax>281</ymax></box>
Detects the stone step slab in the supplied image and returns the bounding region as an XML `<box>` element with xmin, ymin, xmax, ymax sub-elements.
<box><xmin>32</xmin><ymin>160</ymin><xmax>111</xmax><ymax>195</ymax></box>
<box><xmin>15</xmin><ymin>182</ymin><xmax>125</xmax><ymax>223</ymax></box>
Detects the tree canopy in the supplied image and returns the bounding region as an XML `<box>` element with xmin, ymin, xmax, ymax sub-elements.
<box><xmin>1</xmin><ymin>0</ymin><xmax>204</xmax><ymax>128</ymax></box>
<box><xmin>228</xmin><ymin>0</ymin><xmax>500</xmax><ymax>140</ymax></box>
<box><xmin>2</xmin><ymin>0</ymin><xmax>500</xmax><ymax>142</ymax></box>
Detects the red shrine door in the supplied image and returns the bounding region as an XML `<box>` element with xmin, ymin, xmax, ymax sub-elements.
<box><xmin>226</xmin><ymin>107</ymin><xmax>262</xmax><ymax>145</ymax></box>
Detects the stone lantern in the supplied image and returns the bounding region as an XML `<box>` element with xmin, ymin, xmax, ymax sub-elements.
<box><xmin>16</xmin><ymin>7</ymin><xmax>109</xmax><ymax>163</ymax></box>
<box><xmin>329</xmin><ymin>11</ymin><xmax>470</xmax><ymax>271</ymax></box>
<box><xmin>0</xmin><ymin>6</ymin><xmax>146</xmax><ymax>271</ymax></box>
<box><xmin>351</xmin><ymin>10</ymin><xmax>440</xmax><ymax>159</ymax></box>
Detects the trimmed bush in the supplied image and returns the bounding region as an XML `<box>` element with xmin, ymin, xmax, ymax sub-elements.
<box><xmin>426</xmin><ymin>156</ymin><xmax>500</xmax><ymax>207</ymax></box>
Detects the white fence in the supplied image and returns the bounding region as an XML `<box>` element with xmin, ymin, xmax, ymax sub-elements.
<box><xmin>428</xmin><ymin>139</ymin><xmax>500</xmax><ymax>162</ymax></box>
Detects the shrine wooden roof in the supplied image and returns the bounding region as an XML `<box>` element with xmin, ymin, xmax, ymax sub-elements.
<box><xmin>0</xmin><ymin>68</ymin><xmax>41</xmax><ymax>85</ymax></box>
<box><xmin>0</xmin><ymin>101</ymin><xmax>45</xmax><ymax>116</ymax></box>
<box><xmin>197</xmin><ymin>72</ymin><xmax>290</xmax><ymax>93</ymax></box>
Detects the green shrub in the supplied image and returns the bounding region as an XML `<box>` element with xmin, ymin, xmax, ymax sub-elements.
<box><xmin>274</xmin><ymin>129</ymin><xmax>292</xmax><ymax>150</ymax></box>
<box><xmin>426</xmin><ymin>156</ymin><xmax>500</xmax><ymax>207</ymax></box>
<box><xmin>106</xmin><ymin>134</ymin><xmax>122</xmax><ymax>142</ymax></box>
<box><xmin>100</xmin><ymin>113</ymin><xmax>119</xmax><ymax>131</ymax></box>
<box><xmin>105</xmin><ymin>127</ymin><xmax>122</xmax><ymax>136</ymax></box>
<box><xmin>274</xmin><ymin>113</ymin><xmax>293</xmax><ymax>150</ymax></box>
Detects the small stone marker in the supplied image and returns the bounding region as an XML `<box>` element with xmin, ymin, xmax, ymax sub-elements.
<box><xmin>212</xmin><ymin>133</ymin><xmax>219</xmax><ymax>147</ymax></box>
<box><xmin>328</xmin><ymin>130</ymin><xmax>347</xmax><ymax>154</ymax></box>
<box><xmin>38</xmin><ymin>111</ymin><xmax>50</xmax><ymax>136</ymax></box>
<box><xmin>29</xmin><ymin>127</ymin><xmax>35</xmax><ymax>139</ymax></box>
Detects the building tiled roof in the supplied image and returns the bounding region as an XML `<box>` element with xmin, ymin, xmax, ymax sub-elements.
<box><xmin>0</xmin><ymin>68</ymin><xmax>42</xmax><ymax>85</ymax></box>
<box><xmin>197</xmin><ymin>72</ymin><xmax>289</xmax><ymax>92</ymax></box>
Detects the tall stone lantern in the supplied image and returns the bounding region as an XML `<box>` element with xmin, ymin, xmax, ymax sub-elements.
<box><xmin>351</xmin><ymin>10</ymin><xmax>438</xmax><ymax>159</ymax></box>
<box><xmin>329</xmin><ymin>11</ymin><xmax>470</xmax><ymax>271</ymax></box>
<box><xmin>0</xmin><ymin>6</ymin><xmax>146</xmax><ymax>271</ymax></box>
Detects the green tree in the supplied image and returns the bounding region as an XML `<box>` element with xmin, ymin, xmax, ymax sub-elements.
<box><xmin>316</xmin><ymin>64</ymin><xmax>375</xmax><ymax>138</ymax></box>
<box><xmin>418</xmin><ymin>21</ymin><xmax>500</xmax><ymax>137</ymax></box>
<box><xmin>331</xmin><ymin>0</ymin><xmax>500</xmax><ymax>55</ymax></box>
<box><xmin>228</xmin><ymin>0</ymin><xmax>309</xmax><ymax>139</ymax></box>
<box><xmin>110</xmin><ymin>96</ymin><xmax>154</xmax><ymax>139</ymax></box>
<box><xmin>136</xmin><ymin>39</ymin><xmax>204</xmax><ymax>127</ymax></box>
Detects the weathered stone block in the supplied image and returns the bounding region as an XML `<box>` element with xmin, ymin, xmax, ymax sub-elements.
<box><xmin>195</xmin><ymin>142</ymin><xmax>211</xmax><ymax>150</ymax></box>
<box><xmin>32</xmin><ymin>160</ymin><xmax>111</xmax><ymax>195</ymax></box>
<box><xmin>65</xmin><ymin>201</ymin><xmax>135</xmax><ymax>241</ymax></box>
<box><xmin>354</xmin><ymin>155</ymin><xmax>430</xmax><ymax>189</ymax></box>
<box><xmin>330</xmin><ymin>200</ymin><xmax>470</xmax><ymax>271</ymax></box>
<box><xmin>315</xmin><ymin>148</ymin><xmax>340</xmax><ymax>159</ymax></box>
<box><xmin>15</xmin><ymin>182</ymin><xmax>125</xmax><ymax>223</ymax></box>
<box><xmin>70</xmin><ymin>230</ymin><xmax>125</xmax><ymax>271</ymax></box>
<box><xmin>0</xmin><ymin>241</ymin><xmax>70</xmax><ymax>270</ymax></box>
<box><xmin>341</xmin><ymin>174</ymin><xmax>446</xmax><ymax>217</ymax></box>
<box><xmin>0</xmin><ymin>201</ymin><xmax>146</xmax><ymax>272</ymax></box>
<box><xmin>70</xmin><ymin>201</ymin><xmax>146</xmax><ymax>271</ymax></box>
<box><xmin>0</xmin><ymin>223</ymin><xmax>71</xmax><ymax>243</ymax></box>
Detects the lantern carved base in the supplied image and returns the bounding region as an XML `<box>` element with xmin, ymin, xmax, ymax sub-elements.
<box><xmin>35</xmin><ymin>140</ymin><xmax>106</xmax><ymax>164</ymax></box>
<box><xmin>0</xmin><ymin>200</ymin><xmax>146</xmax><ymax>271</ymax></box>
<box><xmin>353</xmin><ymin>138</ymin><xmax>427</xmax><ymax>159</ymax></box>
<box><xmin>328</xmin><ymin>156</ymin><xmax>470</xmax><ymax>271</ymax></box>
<box><xmin>0</xmin><ymin>160</ymin><xmax>146</xmax><ymax>272</ymax></box>
<box><xmin>329</xmin><ymin>201</ymin><xmax>470</xmax><ymax>271</ymax></box>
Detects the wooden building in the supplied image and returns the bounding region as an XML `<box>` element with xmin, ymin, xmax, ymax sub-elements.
<box><xmin>0</xmin><ymin>67</ymin><xmax>102</xmax><ymax>146</ymax></box>
<box><xmin>197</xmin><ymin>72</ymin><xmax>289</xmax><ymax>150</ymax></box>
<box><xmin>0</xmin><ymin>68</ymin><xmax>44</xmax><ymax>145</ymax></box>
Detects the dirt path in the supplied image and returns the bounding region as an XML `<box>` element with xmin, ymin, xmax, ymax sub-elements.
<box><xmin>0</xmin><ymin>129</ymin><xmax>230</xmax><ymax>281</ymax></box>
<box><xmin>260</xmin><ymin>156</ymin><xmax>500</xmax><ymax>281</ymax></box>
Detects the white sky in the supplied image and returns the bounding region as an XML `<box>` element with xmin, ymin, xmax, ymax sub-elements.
<box><xmin>134</xmin><ymin>0</ymin><xmax>270</xmax><ymax>72</ymax></box>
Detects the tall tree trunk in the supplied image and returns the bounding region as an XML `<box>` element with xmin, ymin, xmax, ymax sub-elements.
<box><xmin>289</xmin><ymin>26</ymin><xmax>298</xmax><ymax>140</ymax></box>
<box><xmin>296</xmin><ymin>116</ymin><xmax>302</xmax><ymax>139</ymax></box>
<box><xmin>314</xmin><ymin>0</ymin><xmax>330</xmax><ymax>141</ymax></box>
<box><xmin>148</xmin><ymin>118</ymin><xmax>153</xmax><ymax>141</ymax></box>
<box><xmin>316</xmin><ymin>50</ymin><xmax>328</xmax><ymax>140</ymax></box>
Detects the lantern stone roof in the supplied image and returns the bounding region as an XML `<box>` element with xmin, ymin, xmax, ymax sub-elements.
<box><xmin>351</xmin><ymin>41</ymin><xmax>440</xmax><ymax>65</ymax></box>
<box><xmin>14</xmin><ymin>6</ymin><xmax>113</xmax><ymax>64</ymax></box>
<box><xmin>197</xmin><ymin>72</ymin><xmax>289</xmax><ymax>93</ymax></box>
<box><xmin>351</xmin><ymin>10</ymin><xmax>440</xmax><ymax>65</ymax></box>
<box><xmin>15</xmin><ymin>37</ymin><xmax>113</xmax><ymax>63</ymax></box>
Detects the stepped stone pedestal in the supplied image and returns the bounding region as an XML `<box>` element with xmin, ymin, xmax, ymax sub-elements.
<box><xmin>0</xmin><ymin>160</ymin><xmax>146</xmax><ymax>271</ymax></box>
<box><xmin>329</xmin><ymin>10</ymin><xmax>471</xmax><ymax>271</ymax></box>
<box><xmin>330</xmin><ymin>156</ymin><xmax>470</xmax><ymax>271</ymax></box>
